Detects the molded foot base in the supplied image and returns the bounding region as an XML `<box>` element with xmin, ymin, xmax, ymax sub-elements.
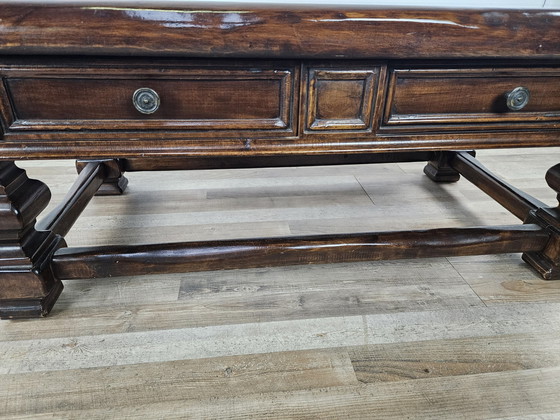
<box><xmin>423</xmin><ymin>151</ymin><xmax>465</xmax><ymax>183</ymax></box>
<box><xmin>96</xmin><ymin>175</ymin><xmax>128</xmax><ymax>196</ymax></box>
<box><xmin>423</xmin><ymin>163</ymin><xmax>461</xmax><ymax>182</ymax></box>
<box><xmin>523</xmin><ymin>252</ymin><xmax>560</xmax><ymax>280</ymax></box>
<box><xmin>0</xmin><ymin>281</ymin><xmax>64</xmax><ymax>319</ymax></box>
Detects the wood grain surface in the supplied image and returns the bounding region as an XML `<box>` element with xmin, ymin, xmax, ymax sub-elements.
<box><xmin>1</xmin><ymin>58</ymin><xmax>560</xmax><ymax>158</ymax></box>
<box><xmin>1</xmin><ymin>148</ymin><xmax>559</xmax><ymax>418</ymax></box>
<box><xmin>0</xmin><ymin>3</ymin><xmax>559</xmax><ymax>59</ymax></box>
<box><xmin>385</xmin><ymin>68</ymin><xmax>560</xmax><ymax>125</ymax></box>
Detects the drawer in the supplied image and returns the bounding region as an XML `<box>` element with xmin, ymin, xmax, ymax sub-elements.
<box><xmin>303</xmin><ymin>65</ymin><xmax>382</xmax><ymax>133</ymax></box>
<box><xmin>0</xmin><ymin>62</ymin><xmax>297</xmax><ymax>136</ymax></box>
<box><xmin>384</xmin><ymin>68</ymin><xmax>560</xmax><ymax>127</ymax></box>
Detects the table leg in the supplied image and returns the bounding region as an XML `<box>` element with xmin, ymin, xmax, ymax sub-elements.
<box><xmin>0</xmin><ymin>162</ymin><xmax>65</xmax><ymax>319</ymax></box>
<box><xmin>523</xmin><ymin>164</ymin><xmax>560</xmax><ymax>280</ymax></box>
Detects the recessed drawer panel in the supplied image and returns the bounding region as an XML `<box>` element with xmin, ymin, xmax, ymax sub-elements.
<box><xmin>304</xmin><ymin>66</ymin><xmax>382</xmax><ymax>133</ymax></box>
<box><xmin>384</xmin><ymin>68</ymin><xmax>560</xmax><ymax>126</ymax></box>
<box><xmin>0</xmin><ymin>63</ymin><xmax>296</xmax><ymax>135</ymax></box>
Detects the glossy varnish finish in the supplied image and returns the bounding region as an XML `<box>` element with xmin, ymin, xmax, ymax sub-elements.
<box><xmin>384</xmin><ymin>68</ymin><xmax>560</xmax><ymax>127</ymax></box>
<box><xmin>0</xmin><ymin>162</ymin><xmax>64</xmax><ymax>318</ymax></box>
<box><xmin>48</xmin><ymin>151</ymin><xmax>560</xmax><ymax>284</ymax></box>
<box><xmin>0</xmin><ymin>2</ymin><xmax>559</xmax><ymax>320</ymax></box>
<box><xmin>1</xmin><ymin>62</ymin><xmax>297</xmax><ymax>136</ymax></box>
<box><xmin>0</xmin><ymin>4</ymin><xmax>559</xmax><ymax>59</ymax></box>
<box><xmin>1</xmin><ymin>58</ymin><xmax>560</xmax><ymax>157</ymax></box>
<box><xmin>304</xmin><ymin>66</ymin><xmax>381</xmax><ymax>132</ymax></box>
<box><xmin>450</xmin><ymin>152</ymin><xmax>547</xmax><ymax>221</ymax></box>
<box><xmin>0</xmin><ymin>160</ymin><xmax>119</xmax><ymax>318</ymax></box>
<box><xmin>51</xmin><ymin>225</ymin><xmax>549</xmax><ymax>280</ymax></box>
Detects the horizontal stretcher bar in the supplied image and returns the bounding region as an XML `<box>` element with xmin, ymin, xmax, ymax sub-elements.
<box><xmin>51</xmin><ymin>224</ymin><xmax>550</xmax><ymax>280</ymax></box>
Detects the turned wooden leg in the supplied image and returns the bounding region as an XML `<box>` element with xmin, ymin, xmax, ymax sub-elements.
<box><xmin>0</xmin><ymin>162</ymin><xmax>66</xmax><ymax>319</ymax></box>
<box><xmin>424</xmin><ymin>151</ymin><xmax>462</xmax><ymax>182</ymax></box>
<box><xmin>76</xmin><ymin>159</ymin><xmax>128</xmax><ymax>196</ymax></box>
<box><xmin>522</xmin><ymin>164</ymin><xmax>560</xmax><ymax>280</ymax></box>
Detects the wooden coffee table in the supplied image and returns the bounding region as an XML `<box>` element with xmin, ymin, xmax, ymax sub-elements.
<box><xmin>1</xmin><ymin>2</ymin><xmax>559</xmax><ymax>318</ymax></box>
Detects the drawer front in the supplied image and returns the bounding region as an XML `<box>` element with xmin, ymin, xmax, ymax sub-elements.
<box><xmin>303</xmin><ymin>65</ymin><xmax>383</xmax><ymax>133</ymax></box>
<box><xmin>384</xmin><ymin>68</ymin><xmax>560</xmax><ymax>127</ymax></box>
<box><xmin>0</xmin><ymin>63</ymin><xmax>297</xmax><ymax>135</ymax></box>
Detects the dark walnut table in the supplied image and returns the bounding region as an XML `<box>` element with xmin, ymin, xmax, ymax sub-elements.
<box><xmin>0</xmin><ymin>2</ymin><xmax>559</xmax><ymax>318</ymax></box>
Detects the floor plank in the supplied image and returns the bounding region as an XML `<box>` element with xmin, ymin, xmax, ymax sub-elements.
<box><xmin>2</xmin><ymin>303</ymin><xmax>560</xmax><ymax>374</ymax></box>
<box><xmin>4</xmin><ymin>367</ymin><xmax>559</xmax><ymax>420</ymax></box>
<box><xmin>0</xmin><ymin>348</ymin><xmax>357</xmax><ymax>417</ymax></box>
<box><xmin>349</xmin><ymin>332</ymin><xmax>560</xmax><ymax>383</ymax></box>
<box><xmin>1</xmin><ymin>148</ymin><xmax>559</xmax><ymax>418</ymax></box>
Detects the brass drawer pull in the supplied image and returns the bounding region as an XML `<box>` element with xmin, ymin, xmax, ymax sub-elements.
<box><xmin>506</xmin><ymin>86</ymin><xmax>530</xmax><ymax>111</ymax></box>
<box><xmin>133</xmin><ymin>87</ymin><xmax>160</xmax><ymax>114</ymax></box>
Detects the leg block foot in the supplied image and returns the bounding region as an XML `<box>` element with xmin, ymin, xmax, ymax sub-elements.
<box><xmin>96</xmin><ymin>175</ymin><xmax>128</xmax><ymax>196</ymax></box>
<box><xmin>522</xmin><ymin>213</ymin><xmax>560</xmax><ymax>280</ymax></box>
<box><xmin>424</xmin><ymin>151</ymin><xmax>467</xmax><ymax>183</ymax></box>
<box><xmin>76</xmin><ymin>159</ymin><xmax>128</xmax><ymax>196</ymax></box>
<box><xmin>522</xmin><ymin>164</ymin><xmax>560</xmax><ymax>280</ymax></box>
<box><xmin>0</xmin><ymin>281</ymin><xmax>63</xmax><ymax>319</ymax></box>
<box><xmin>522</xmin><ymin>251</ymin><xmax>560</xmax><ymax>280</ymax></box>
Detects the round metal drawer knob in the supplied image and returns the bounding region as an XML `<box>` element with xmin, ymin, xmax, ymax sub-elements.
<box><xmin>506</xmin><ymin>86</ymin><xmax>530</xmax><ymax>111</ymax></box>
<box><xmin>133</xmin><ymin>88</ymin><xmax>160</xmax><ymax>114</ymax></box>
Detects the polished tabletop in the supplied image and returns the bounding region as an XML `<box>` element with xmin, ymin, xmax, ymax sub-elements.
<box><xmin>4</xmin><ymin>0</ymin><xmax>559</xmax><ymax>8</ymax></box>
<box><xmin>0</xmin><ymin>1</ymin><xmax>559</xmax><ymax>59</ymax></box>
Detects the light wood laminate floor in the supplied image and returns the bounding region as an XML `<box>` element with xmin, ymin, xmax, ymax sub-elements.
<box><xmin>1</xmin><ymin>148</ymin><xmax>560</xmax><ymax>419</ymax></box>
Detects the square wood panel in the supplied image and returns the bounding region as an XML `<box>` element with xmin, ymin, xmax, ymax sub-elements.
<box><xmin>304</xmin><ymin>68</ymin><xmax>380</xmax><ymax>132</ymax></box>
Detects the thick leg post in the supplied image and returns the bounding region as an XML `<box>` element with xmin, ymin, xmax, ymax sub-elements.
<box><xmin>0</xmin><ymin>162</ymin><xmax>65</xmax><ymax>319</ymax></box>
<box><xmin>424</xmin><ymin>151</ymin><xmax>463</xmax><ymax>182</ymax></box>
<box><xmin>523</xmin><ymin>164</ymin><xmax>560</xmax><ymax>280</ymax></box>
<box><xmin>76</xmin><ymin>159</ymin><xmax>128</xmax><ymax>196</ymax></box>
